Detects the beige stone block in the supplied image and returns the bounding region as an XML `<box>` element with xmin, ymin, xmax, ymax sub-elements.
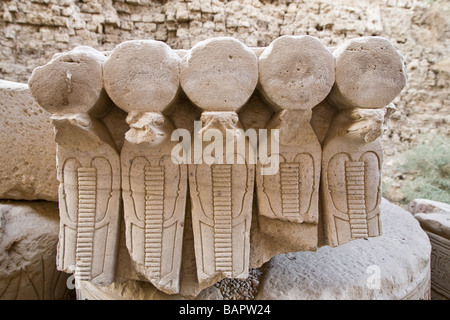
<box><xmin>180</xmin><ymin>37</ymin><xmax>257</xmax><ymax>289</ymax></box>
<box><xmin>29</xmin><ymin>47</ymin><xmax>122</xmax><ymax>287</ymax></box>
<box><xmin>255</xmin><ymin>35</ymin><xmax>334</xmax><ymax>255</ymax></box>
<box><xmin>28</xmin><ymin>46</ymin><xmax>112</xmax><ymax>117</ymax></box>
<box><xmin>180</xmin><ymin>37</ymin><xmax>258</xmax><ymax>112</ymax></box>
<box><xmin>103</xmin><ymin>40</ymin><xmax>180</xmax><ymax>114</ymax></box>
<box><xmin>321</xmin><ymin>107</ymin><xmax>393</xmax><ymax>247</ymax></box>
<box><xmin>0</xmin><ymin>201</ymin><xmax>72</xmax><ymax>300</ymax></box>
<box><xmin>256</xmin><ymin>199</ymin><xmax>431</xmax><ymax>300</ymax></box>
<box><xmin>328</xmin><ymin>36</ymin><xmax>407</xmax><ymax>109</ymax></box>
<box><xmin>258</xmin><ymin>35</ymin><xmax>335</xmax><ymax>111</ymax></box>
<box><xmin>77</xmin><ymin>199</ymin><xmax>432</xmax><ymax>300</ymax></box>
<box><xmin>407</xmin><ymin>198</ymin><xmax>450</xmax><ymax>216</ymax></box>
<box><xmin>321</xmin><ymin>36</ymin><xmax>406</xmax><ymax>247</ymax></box>
<box><xmin>104</xmin><ymin>40</ymin><xmax>187</xmax><ymax>295</ymax></box>
<box><xmin>0</xmin><ymin>80</ymin><xmax>58</xmax><ymax>201</ymax></box>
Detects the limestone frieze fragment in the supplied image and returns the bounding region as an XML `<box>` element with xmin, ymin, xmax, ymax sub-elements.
<box><xmin>256</xmin><ymin>35</ymin><xmax>335</xmax><ymax>251</ymax></box>
<box><xmin>28</xmin><ymin>46</ymin><xmax>121</xmax><ymax>286</ymax></box>
<box><xmin>103</xmin><ymin>40</ymin><xmax>187</xmax><ymax>295</ymax></box>
<box><xmin>321</xmin><ymin>37</ymin><xmax>407</xmax><ymax>247</ymax></box>
<box><xmin>180</xmin><ymin>37</ymin><xmax>258</xmax><ymax>289</ymax></box>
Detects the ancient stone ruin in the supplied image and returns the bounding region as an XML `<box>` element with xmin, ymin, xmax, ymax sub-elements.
<box><xmin>27</xmin><ymin>35</ymin><xmax>409</xmax><ymax>298</ymax></box>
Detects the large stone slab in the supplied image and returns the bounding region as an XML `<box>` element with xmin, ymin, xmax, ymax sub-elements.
<box><xmin>0</xmin><ymin>201</ymin><xmax>72</xmax><ymax>300</ymax></box>
<box><xmin>256</xmin><ymin>199</ymin><xmax>431</xmax><ymax>300</ymax></box>
<box><xmin>77</xmin><ymin>199</ymin><xmax>431</xmax><ymax>300</ymax></box>
<box><xmin>0</xmin><ymin>80</ymin><xmax>58</xmax><ymax>201</ymax></box>
<box><xmin>412</xmin><ymin>200</ymin><xmax>450</xmax><ymax>300</ymax></box>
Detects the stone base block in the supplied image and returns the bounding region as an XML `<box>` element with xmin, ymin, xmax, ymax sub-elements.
<box><xmin>76</xmin><ymin>199</ymin><xmax>431</xmax><ymax>300</ymax></box>
<box><xmin>0</xmin><ymin>201</ymin><xmax>73</xmax><ymax>300</ymax></box>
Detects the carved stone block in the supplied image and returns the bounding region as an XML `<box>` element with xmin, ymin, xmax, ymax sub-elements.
<box><xmin>29</xmin><ymin>47</ymin><xmax>121</xmax><ymax>286</ymax></box>
<box><xmin>180</xmin><ymin>37</ymin><xmax>258</xmax><ymax>289</ymax></box>
<box><xmin>256</xmin><ymin>35</ymin><xmax>335</xmax><ymax>251</ymax></box>
<box><xmin>414</xmin><ymin>211</ymin><xmax>450</xmax><ymax>299</ymax></box>
<box><xmin>103</xmin><ymin>40</ymin><xmax>187</xmax><ymax>295</ymax></box>
<box><xmin>27</xmin><ymin>35</ymin><xmax>408</xmax><ymax>298</ymax></box>
<box><xmin>321</xmin><ymin>37</ymin><xmax>407</xmax><ymax>247</ymax></box>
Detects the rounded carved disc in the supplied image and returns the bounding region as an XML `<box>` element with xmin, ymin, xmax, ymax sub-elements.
<box><xmin>328</xmin><ymin>36</ymin><xmax>407</xmax><ymax>109</ymax></box>
<box><xmin>258</xmin><ymin>35</ymin><xmax>335</xmax><ymax>110</ymax></box>
<box><xmin>103</xmin><ymin>40</ymin><xmax>180</xmax><ymax>113</ymax></box>
<box><xmin>28</xmin><ymin>46</ymin><xmax>106</xmax><ymax>115</ymax></box>
<box><xmin>180</xmin><ymin>37</ymin><xmax>258</xmax><ymax>112</ymax></box>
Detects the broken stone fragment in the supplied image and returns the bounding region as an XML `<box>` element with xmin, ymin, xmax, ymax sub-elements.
<box><xmin>327</xmin><ymin>36</ymin><xmax>407</xmax><ymax>110</ymax></box>
<box><xmin>180</xmin><ymin>37</ymin><xmax>257</xmax><ymax>289</ymax></box>
<box><xmin>321</xmin><ymin>37</ymin><xmax>407</xmax><ymax>247</ymax></box>
<box><xmin>103</xmin><ymin>39</ymin><xmax>187</xmax><ymax>295</ymax></box>
<box><xmin>28</xmin><ymin>46</ymin><xmax>122</xmax><ymax>287</ymax></box>
<box><xmin>0</xmin><ymin>80</ymin><xmax>58</xmax><ymax>202</ymax></box>
<box><xmin>0</xmin><ymin>201</ymin><xmax>72</xmax><ymax>300</ymax></box>
<box><xmin>28</xmin><ymin>46</ymin><xmax>113</xmax><ymax>117</ymax></box>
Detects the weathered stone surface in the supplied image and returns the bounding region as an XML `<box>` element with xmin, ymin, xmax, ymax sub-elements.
<box><xmin>321</xmin><ymin>107</ymin><xmax>394</xmax><ymax>246</ymax></box>
<box><xmin>180</xmin><ymin>37</ymin><xmax>258</xmax><ymax>111</ymax></box>
<box><xmin>407</xmin><ymin>198</ymin><xmax>450</xmax><ymax>215</ymax></box>
<box><xmin>29</xmin><ymin>47</ymin><xmax>122</xmax><ymax>287</ymax></box>
<box><xmin>77</xmin><ymin>199</ymin><xmax>432</xmax><ymax>300</ymax></box>
<box><xmin>258</xmin><ymin>35</ymin><xmax>335</xmax><ymax>110</ymax></box>
<box><xmin>412</xmin><ymin>204</ymin><xmax>450</xmax><ymax>299</ymax></box>
<box><xmin>179</xmin><ymin>37</ymin><xmax>259</xmax><ymax>290</ymax></box>
<box><xmin>76</xmin><ymin>278</ymin><xmax>222</xmax><ymax>300</ymax></box>
<box><xmin>415</xmin><ymin>213</ymin><xmax>450</xmax><ymax>240</ymax></box>
<box><xmin>1</xmin><ymin>1</ymin><xmax>448</xmax><ymax>192</ymax></box>
<box><xmin>26</xmin><ymin>35</ymin><xmax>407</xmax><ymax>299</ymax></box>
<box><xmin>104</xmin><ymin>40</ymin><xmax>187</xmax><ymax>295</ymax></box>
<box><xmin>0</xmin><ymin>80</ymin><xmax>58</xmax><ymax>202</ymax></box>
<box><xmin>256</xmin><ymin>199</ymin><xmax>431</xmax><ymax>300</ymax></box>
<box><xmin>255</xmin><ymin>35</ymin><xmax>334</xmax><ymax>256</ymax></box>
<box><xmin>28</xmin><ymin>46</ymin><xmax>112</xmax><ymax>117</ymax></box>
<box><xmin>327</xmin><ymin>36</ymin><xmax>407</xmax><ymax>110</ymax></box>
<box><xmin>321</xmin><ymin>36</ymin><xmax>406</xmax><ymax>247</ymax></box>
<box><xmin>0</xmin><ymin>201</ymin><xmax>72</xmax><ymax>300</ymax></box>
<box><xmin>103</xmin><ymin>40</ymin><xmax>180</xmax><ymax>114</ymax></box>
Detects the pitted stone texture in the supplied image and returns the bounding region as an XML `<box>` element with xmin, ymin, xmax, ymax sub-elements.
<box><xmin>328</xmin><ymin>36</ymin><xmax>407</xmax><ymax>109</ymax></box>
<box><xmin>103</xmin><ymin>40</ymin><xmax>180</xmax><ymax>113</ymax></box>
<box><xmin>28</xmin><ymin>46</ymin><xmax>111</xmax><ymax>117</ymax></box>
<box><xmin>180</xmin><ymin>37</ymin><xmax>258</xmax><ymax>111</ymax></box>
<box><xmin>0</xmin><ymin>80</ymin><xmax>58</xmax><ymax>201</ymax></box>
<box><xmin>256</xmin><ymin>199</ymin><xmax>431</xmax><ymax>300</ymax></box>
<box><xmin>258</xmin><ymin>35</ymin><xmax>335</xmax><ymax>110</ymax></box>
<box><xmin>0</xmin><ymin>201</ymin><xmax>72</xmax><ymax>300</ymax></box>
<box><xmin>407</xmin><ymin>198</ymin><xmax>450</xmax><ymax>216</ymax></box>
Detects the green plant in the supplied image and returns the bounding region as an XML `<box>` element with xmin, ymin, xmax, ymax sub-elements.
<box><xmin>398</xmin><ymin>133</ymin><xmax>450</xmax><ymax>204</ymax></box>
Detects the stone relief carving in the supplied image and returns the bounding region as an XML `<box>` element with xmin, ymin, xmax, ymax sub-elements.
<box><xmin>28</xmin><ymin>47</ymin><xmax>121</xmax><ymax>286</ymax></box>
<box><xmin>180</xmin><ymin>38</ymin><xmax>258</xmax><ymax>289</ymax></box>
<box><xmin>28</xmin><ymin>35</ymin><xmax>407</xmax><ymax>296</ymax></box>
<box><xmin>321</xmin><ymin>37</ymin><xmax>407</xmax><ymax>247</ymax></box>
<box><xmin>103</xmin><ymin>40</ymin><xmax>187</xmax><ymax>295</ymax></box>
<box><xmin>256</xmin><ymin>35</ymin><xmax>335</xmax><ymax>249</ymax></box>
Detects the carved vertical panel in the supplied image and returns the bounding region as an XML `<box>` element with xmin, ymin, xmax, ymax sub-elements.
<box><xmin>321</xmin><ymin>109</ymin><xmax>387</xmax><ymax>247</ymax></box>
<box><xmin>212</xmin><ymin>164</ymin><xmax>233</xmax><ymax>275</ymax></box>
<box><xmin>280</xmin><ymin>163</ymin><xmax>300</xmax><ymax>219</ymax></box>
<box><xmin>75</xmin><ymin>167</ymin><xmax>97</xmax><ymax>281</ymax></box>
<box><xmin>144</xmin><ymin>165</ymin><xmax>165</xmax><ymax>277</ymax></box>
<box><xmin>189</xmin><ymin>159</ymin><xmax>254</xmax><ymax>287</ymax></box>
<box><xmin>54</xmin><ymin>117</ymin><xmax>121</xmax><ymax>286</ymax></box>
<box><xmin>345</xmin><ymin>161</ymin><xmax>369</xmax><ymax>239</ymax></box>
<box><xmin>120</xmin><ymin>115</ymin><xmax>187</xmax><ymax>295</ymax></box>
